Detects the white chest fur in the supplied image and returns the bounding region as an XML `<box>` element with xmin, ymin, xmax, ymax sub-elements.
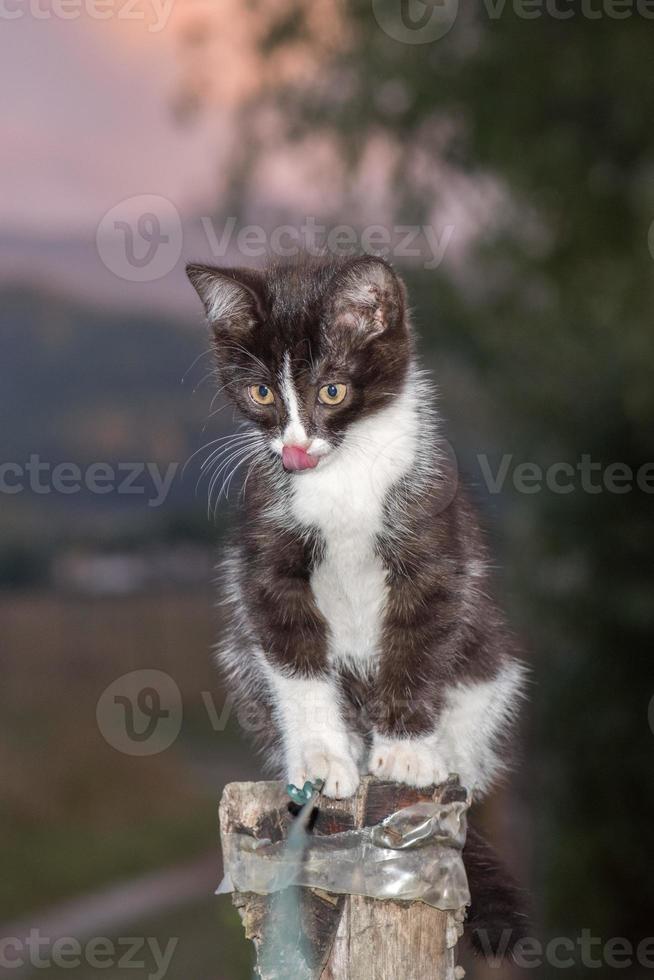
<box><xmin>303</xmin><ymin>497</ymin><xmax>388</xmax><ymax>669</ymax></box>
<box><xmin>289</xmin><ymin>389</ymin><xmax>420</xmax><ymax>672</ymax></box>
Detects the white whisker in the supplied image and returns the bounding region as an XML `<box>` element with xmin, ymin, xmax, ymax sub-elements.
<box><xmin>197</xmin><ymin>437</ymin><xmax>262</xmax><ymax>498</ymax></box>
<box><xmin>200</xmin><ymin>433</ymin><xmax>261</xmax><ymax>472</ymax></box>
<box><xmin>181</xmin><ymin>347</ymin><xmax>213</xmax><ymax>385</ymax></box>
<box><xmin>208</xmin><ymin>444</ymin><xmax>263</xmax><ymax>517</ymax></box>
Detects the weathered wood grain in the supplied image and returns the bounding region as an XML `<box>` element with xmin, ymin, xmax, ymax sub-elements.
<box><xmin>219</xmin><ymin>776</ymin><xmax>467</xmax><ymax>980</ymax></box>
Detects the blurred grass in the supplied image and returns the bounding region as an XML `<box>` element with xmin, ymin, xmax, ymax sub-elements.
<box><xmin>0</xmin><ymin>592</ymin><xmax>259</xmax><ymax>922</ymax></box>
<box><xmin>20</xmin><ymin>897</ymin><xmax>253</xmax><ymax>980</ymax></box>
<box><xmin>0</xmin><ymin>814</ymin><xmax>216</xmax><ymax>926</ymax></box>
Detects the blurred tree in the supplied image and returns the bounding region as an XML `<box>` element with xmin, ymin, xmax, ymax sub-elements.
<box><xmin>176</xmin><ymin>0</ymin><xmax>654</xmax><ymax>950</ymax></box>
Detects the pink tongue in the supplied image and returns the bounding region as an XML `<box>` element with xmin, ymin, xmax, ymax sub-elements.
<box><xmin>282</xmin><ymin>445</ymin><xmax>319</xmax><ymax>471</ymax></box>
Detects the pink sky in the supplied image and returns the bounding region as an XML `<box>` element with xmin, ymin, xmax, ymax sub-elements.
<box><xmin>0</xmin><ymin>4</ymin><xmax>369</xmax><ymax>312</ymax></box>
<box><xmin>0</xmin><ymin>6</ymin><xmax>493</xmax><ymax>313</ymax></box>
<box><xmin>1</xmin><ymin>10</ymin><xmax>221</xmax><ymax>237</ymax></box>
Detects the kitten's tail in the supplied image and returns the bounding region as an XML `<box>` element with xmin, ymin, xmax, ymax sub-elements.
<box><xmin>464</xmin><ymin>825</ymin><xmax>531</xmax><ymax>961</ymax></box>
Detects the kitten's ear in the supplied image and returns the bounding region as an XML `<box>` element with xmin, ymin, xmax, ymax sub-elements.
<box><xmin>186</xmin><ymin>264</ymin><xmax>265</xmax><ymax>335</ymax></box>
<box><xmin>328</xmin><ymin>256</ymin><xmax>406</xmax><ymax>340</ymax></box>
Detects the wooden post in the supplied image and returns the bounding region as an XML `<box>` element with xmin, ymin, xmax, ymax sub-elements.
<box><xmin>219</xmin><ymin>776</ymin><xmax>468</xmax><ymax>980</ymax></box>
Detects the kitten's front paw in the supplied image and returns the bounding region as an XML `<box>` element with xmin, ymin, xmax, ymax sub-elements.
<box><xmin>290</xmin><ymin>742</ymin><xmax>360</xmax><ymax>799</ymax></box>
<box><xmin>369</xmin><ymin>737</ymin><xmax>448</xmax><ymax>788</ymax></box>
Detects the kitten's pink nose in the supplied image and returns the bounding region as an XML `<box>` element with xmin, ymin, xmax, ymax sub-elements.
<box><xmin>282</xmin><ymin>445</ymin><xmax>319</xmax><ymax>472</ymax></box>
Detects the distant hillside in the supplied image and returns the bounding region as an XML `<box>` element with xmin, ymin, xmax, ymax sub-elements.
<box><xmin>1</xmin><ymin>285</ymin><xmax>232</xmax><ymax>572</ymax></box>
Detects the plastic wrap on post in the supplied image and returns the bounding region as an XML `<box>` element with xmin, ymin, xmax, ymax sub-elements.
<box><xmin>218</xmin><ymin>798</ymin><xmax>470</xmax><ymax>911</ymax></box>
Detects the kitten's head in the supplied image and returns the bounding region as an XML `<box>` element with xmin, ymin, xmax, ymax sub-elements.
<box><xmin>186</xmin><ymin>255</ymin><xmax>412</xmax><ymax>473</ymax></box>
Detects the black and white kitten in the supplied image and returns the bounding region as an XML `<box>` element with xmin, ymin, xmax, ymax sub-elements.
<box><xmin>187</xmin><ymin>255</ymin><xmax>526</xmax><ymax>803</ymax></box>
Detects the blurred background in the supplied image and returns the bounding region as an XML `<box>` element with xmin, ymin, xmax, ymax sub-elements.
<box><xmin>2</xmin><ymin>1</ymin><xmax>653</xmax><ymax>977</ymax></box>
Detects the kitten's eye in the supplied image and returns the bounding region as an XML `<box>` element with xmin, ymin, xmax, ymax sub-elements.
<box><xmin>249</xmin><ymin>384</ymin><xmax>275</xmax><ymax>406</ymax></box>
<box><xmin>318</xmin><ymin>383</ymin><xmax>347</xmax><ymax>406</ymax></box>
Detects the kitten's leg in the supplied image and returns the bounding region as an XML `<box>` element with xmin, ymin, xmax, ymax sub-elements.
<box><xmin>239</xmin><ymin>521</ymin><xmax>359</xmax><ymax>796</ymax></box>
<box><xmin>266</xmin><ymin>669</ymin><xmax>360</xmax><ymax>799</ymax></box>
<box><xmin>370</xmin><ymin>661</ymin><xmax>525</xmax><ymax>794</ymax></box>
<box><xmin>367</xmin><ymin>650</ymin><xmax>449</xmax><ymax>788</ymax></box>
<box><xmin>370</xmin><ymin>661</ymin><xmax>524</xmax><ymax>794</ymax></box>
<box><xmin>435</xmin><ymin>661</ymin><xmax>526</xmax><ymax>797</ymax></box>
